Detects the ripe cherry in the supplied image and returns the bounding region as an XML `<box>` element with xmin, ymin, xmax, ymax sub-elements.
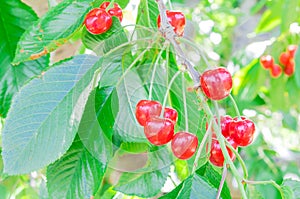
<box><xmin>260</xmin><ymin>55</ymin><xmax>274</xmax><ymax>69</ymax></box>
<box><xmin>284</xmin><ymin>60</ymin><xmax>295</xmax><ymax>76</ymax></box>
<box><xmin>164</xmin><ymin>107</ymin><xmax>178</xmax><ymax>124</ymax></box>
<box><xmin>100</xmin><ymin>2</ymin><xmax>123</xmax><ymax>22</ymax></box>
<box><xmin>200</xmin><ymin>67</ymin><xmax>232</xmax><ymax>100</ymax></box>
<box><xmin>206</xmin><ymin>115</ymin><xmax>233</xmax><ymax>138</ymax></box>
<box><xmin>287</xmin><ymin>45</ymin><xmax>298</xmax><ymax>57</ymax></box>
<box><xmin>157</xmin><ymin>10</ymin><xmax>186</xmax><ymax>36</ymax></box>
<box><xmin>270</xmin><ymin>64</ymin><xmax>282</xmax><ymax>78</ymax></box>
<box><xmin>228</xmin><ymin>117</ymin><xmax>255</xmax><ymax>147</ymax></box>
<box><xmin>171</xmin><ymin>132</ymin><xmax>198</xmax><ymax>160</ymax></box>
<box><xmin>135</xmin><ymin>100</ymin><xmax>162</xmax><ymax>126</ymax></box>
<box><xmin>84</xmin><ymin>8</ymin><xmax>112</xmax><ymax>34</ymax></box>
<box><xmin>279</xmin><ymin>52</ymin><xmax>290</xmax><ymax>66</ymax></box>
<box><xmin>209</xmin><ymin>137</ymin><xmax>237</xmax><ymax>167</ymax></box>
<box><xmin>144</xmin><ymin>117</ymin><xmax>174</xmax><ymax>145</ymax></box>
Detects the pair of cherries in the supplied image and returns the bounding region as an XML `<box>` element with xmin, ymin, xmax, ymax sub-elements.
<box><xmin>207</xmin><ymin>115</ymin><xmax>255</xmax><ymax>167</ymax></box>
<box><xmin>84</xmin><ymin>2</ymin><xmax>123</xmax><ymax>35</ymax></box>
<box><xmin>135</xmin><ymin>100</ymin><xmax>198</xmax><ymax>160</ymax></box>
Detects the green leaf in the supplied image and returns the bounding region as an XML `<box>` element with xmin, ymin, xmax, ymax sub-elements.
<box><xmin>136</xmin><ymin>0</ymin><xmax>159</xmax><ymax>40</ymax></box>
<box><xmin>2</xmin><ymin>54</ymin><xmax>99</xmax><ymax>174</ymax></box>
<box><xmin>269</xmin><ymin>75</ymin><xmax>289</xmax><ymax>111</ymax></box>
<box><xmin>294</xmin><ymin>45</ymin><xmax>300</xmax><ymax>88</ymax></box>
<box><xmin>82</xmin><ymin>17</ymin><xmax>128</xmax><ymax>55</ymax></box>
<box><xmin>255</xmin><ymin>2</ymin><xmax>282</xmax><ymax>33</ymax></box>
<box><xmin>13</xmin><ymin>0</ymin><xmax>93</xmax><ymax>63</ymax></box>
<box><xmin>93</xmin><ymin>0</ymin><xmax>130</xmax><ymax>9</ymax></box>
<box><xmin>77</xmin><ymin>86</ymin><xmax>116</xmax><ymax>164</ymax></box>
<box><xmin>281</xmin><ymin>179</ymin><xmax>300</xmax><ymax>199</ymax></box>
<box><xmin>47</xmin><ymin>135</ymin><xmax>105</xmax><ymax>199</ymax></box>
<box><xmin>233</xmin><ymin>59</ymin><xmax>266</xmax><ymax>101</ymax></box>
<box><xmin>280</xmin><ymin>0</ymin><xmax>299</xmax><ymax>33</ymax></box>
<box><xmin>196</xmin><ymin>163</ymin><xmax>232</xmax><ymax>199</ymax></box>
<box><xmin>0</xmin><ymin>0</ymin><xmax>49</xmax><ymax>117</ymax></box>
<box><xmin>159</xmin><ymin>173</ymin><xmax>218</xmax><ymax>199</ymax></box>
<box><xmin>114</xmin><ymin>147</ymin><xmax>171</xmax><ymax>197</ymax></box>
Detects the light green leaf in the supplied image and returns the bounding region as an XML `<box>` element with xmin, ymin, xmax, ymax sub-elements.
<box><xmin>294</xmin><ymin>45</ymin><xmax>300</xmax><ymax>88</ymax></box>
<box><xmin>281</xmin><ymin>179</ymin><xmax>300</xmax><ymax>199</ymax></box>
<box><xmin>93</xmin><ymin>0</ymin><xmax>130</xmax><ymax>9</ymax></box>
<box><xmin>280</xmin><ymin>0</ymin><xmax>299</xmax><ymax>32</ymax></box>
<box><xmin>47</xmin><ymin>135</ymin><xmax>105</xmax><ymax>199</ymax></box>
<box><xmin>13</xmin><ymin>0</ymin><xmax>93</xmax><ymax>63</ymax></box>
<box><xmin>82</xmin><ymin>17</ymin><xmax>128</xmax><ymax>55</ymax></box>
<box><xmin>0</xmin><ymin>0</ymin><xmax>49</xmax><ymax>117</ymax></box>
<box><xmin>159</xmin><ymin>173</ymin><xmax>218</xmax><ymax>199</ymax></box>
<box><xmin>2</xmin><ymin>54</ymin><xmax>99</xmax><ymax>174</ymax></box>
<box><xmin>114</xmin><ymin>147</ymin><xmax>171</xmax><ymax>198</ymax></box>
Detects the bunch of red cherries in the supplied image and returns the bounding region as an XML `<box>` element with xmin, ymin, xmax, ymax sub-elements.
<box><xmin>135</xmin><ymin>100</ymin><xmax>198</xmax><ymax>160</ymax></box>
<box><xmin>260</xmin><ymin>45</ymin><xmax>298</xmax><ymax>78</ymax></box>
<box><xmin>84</xmin><ymin>2</ymin><xmax>123</xmax><ymax>34</ymax></box>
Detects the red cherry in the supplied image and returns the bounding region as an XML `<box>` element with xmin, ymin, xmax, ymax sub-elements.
<box><xmin>205</xmin><ymin>115</ymin><xmax>233</xmax><ymax>138</ymax></box>
<box><xmin>284</xmin><ymin>59</ymin><xmax>295</xmax><ymax>76</ymax></box>
<box><xmin>270</xmin><ymin>64</ymin><xmax>282</xmax><ymax>78</ymax></box>
<box><xmin>171</xmin><ymin>132</ymin><xmax>198</xmax><ymax>160</ymax></box>
<box><xmin>164</xmin><ymin>107</ymin><xmax>178</xmax><ymax>124</ymax></box>
<box><xmin>279</xmin><ymin>52</ymin><xmax>290</xmax><ymax>66</ymax></box>
<box><xmin>135</xmin><ymin>100</ymin><xmax>162</xmax><ymax>126</ymax></box>
<box><xmin>287</xmin><ymin>45</ymin><xmax>298</xmax><ymax>58</ymax></box>
<box><xmin>84</xmin><ymin>8</ymin><xmax>112</xmax><ymax>34</ymax></box>
<box><xmin>200</xmin><ymin>67</ymin><xmax>232</xmax><ymax>100</ymax></box>
<box><xmin>209</xmin><ymin>137</ymin><xmax>237</xmax><ymax>167</ymax></box>
<box><xmin>100</xmin><ymin>2</ymin><xmax>123</xmax><ymax>22</ymax></box>
<box><xmin>157</xmin><ymin>10</ymin><xmax>186</xmax><ymax>36</ymax></box>
<box><xmin>144</xmin><ymin>117</ymin><xmax>174</xmax><ymax>145</ymax></box>
<box><xmin>228</xmin><ymin>117</ymin><xmax>255</xmax><ymax>147</ymax></box>
<box><xmin>260</xmin><ymin>55</ymin><xmax>274</xmax><ymax>69</ymax></box>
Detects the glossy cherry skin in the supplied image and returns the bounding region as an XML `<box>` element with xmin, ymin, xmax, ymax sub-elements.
<box><xmin>144</xmin><ymin>117</ymin><xmax>174</xmax><ymax>145</ymax></box>
<box><xmin>279</xmin><ymin>52</ymin><xmax>290</xmax><ymax>66</ymax></box>
<box><xmin>260</xmin><ymin>55</ymin><xmax>274</xmax><ymax>69</ymax></box>
<box><xmin>171</xmin><ymin>132</ymin><xmax>198</xmax><ymax>160</ymax></box>
<box><xmin>287</xmin><ymin>45</ymin><xmax>298</xmax><ymax>57</ymax></box>
<box><xmin>200</xmin><ymin>67</ymin><xmax>232</xmax><ymax>100</ymax></box>
<box><xmin>100</xmin><ymin>2</ymin><xmax>123</xmax><ymax>22</ymax></box>
<box><xmin>157</xmin><ymin>10</ymin><xmax>186</xmax><ymax>36</ymax></box>
<box><xmin>270</xmin><ymin>64</ymin><xmax>282</xmax><ymax>78</ymax></box>
<box><xmin>284</xmin><ymin>60</ymin><xmax>295</xmax><ymax>76</ymax></box>
<box><xmin>84</xmin><ymin>8</ymin><xmax>112</xmax><ymax>34</ymax></box>
<box><xmin>136</xmin><ymin>100</ymin><xmax>162</xmax><ymax>126</ymax></box>
<box><xmin>209</xmin><ymin>137</ymin><xmax>237</xmax><ymax>167</ymax></box>
<box><xmin>228</xmin><ymin>117</ymin><xmax>255</xmax><ymax>147</ymax></box>
<box><xmin>206</xmin><ymin>115</ymin><xmax>233</xmax><ymax>137</ymax></box>
<box><xmin>164</xmin><ymin>107</ymin><xmax>178</xmax><ymax>124</ymax></box>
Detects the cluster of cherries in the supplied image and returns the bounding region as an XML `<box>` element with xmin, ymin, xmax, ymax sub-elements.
<box><xmin>260</xmin><ymin>45</ymin><xmax>298</xmax><ymax>78</ymax></box>
<box><xmin>206</xmin><ymin>115</ymin><xmax>255</xmax><ymax>167</ymax></box>
<box><xmin>135</xmin><ymin>100</ymin><xmax>199</xmax><ymax>160</ymax></box>
<box><xmin>84</xmin><ymin>2</ymin><xmax>123</xmax><ymax>35</ymax></box>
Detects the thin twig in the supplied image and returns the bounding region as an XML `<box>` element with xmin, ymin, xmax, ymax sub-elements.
<box><xmin>216</xmin><ymin>164</ymin><xmax>228</xmax><ymax>199</ymax></box>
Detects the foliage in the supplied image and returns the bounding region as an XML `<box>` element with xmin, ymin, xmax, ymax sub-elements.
<box><xmin>0</xmin><ymin>0</ymin><xmax>299</xmax><ymax>198</ymax></box>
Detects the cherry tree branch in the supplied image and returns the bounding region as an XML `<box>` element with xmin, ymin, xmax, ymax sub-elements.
<box><xmin>156</xmin><ymin>0</ymin><xmax>200</xmax><ymax>87</ymax></box>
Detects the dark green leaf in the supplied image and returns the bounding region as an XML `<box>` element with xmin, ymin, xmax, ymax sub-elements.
<box><xmin>2</xmin><ymin>55</ymin><xmax>99</xmax><ymax>174</ymax></box>
<box><xmin>82</xmin><ymin>17</ymin><xmax>128</xmax><ymax>55</ymax></box>
<box><xmin>282</xmin><ymin>112</ymin><xmax>298</xmax><ymax>131</ymax></box>
<box><xmin>47</xmin><ymin>135</ymin><xmax>105</xmax><ymax>199</ymax></box>
<box><xmin>114</xmin><ymin>147</ymin><xmax>171</xmax><ymax>197</ymax></box>
<box><xmin>281</xmin><ymin>179</ymin><xmax>300</xmax><ymax>199</ymax></box>
<box><xmin>13</xmin><ymin>0</ymin><xmax>93</xmax><ymax>63</ymax></box>
<box><xmin>0</xmin><ymin>0</ymin><xmax>49</xmax><ymax>117</ymax></box>
<box><xmin>159</xmin><ymin>173</ymin><xmax>218</xmax><ymax>199</ymax></box>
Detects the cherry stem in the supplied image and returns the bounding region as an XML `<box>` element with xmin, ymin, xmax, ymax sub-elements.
<box><xmin>181</xmin><ymin>73</ymin><xmax>189</xmax><ymax>132</ymax></box>
<box><xmin>192</xmin><ymin>123</ymin><xmax>211</xmax><ymax>173</ymax></box>
<box><xmin>156</xmin><ymin>0</ymin><xmax>200</xmax><ymax>87</ymax></box>
<box><xmin>225</xmin><ymin>139</ymin><xmax>248</xmax><ymax>179</ymax></box>
<box><xmin>243</xmin><ymin>179</ymin><xmax>284</xmax><ymax>198</ymax></box>
<box><xmin>216</xmin><ymin>164</ymin><xmax>228</xmax><ymax>199</ymax></box>
<box><xmin>167</xmin><ymin>0</ymin><xmax>173</xmax><ymax>10</ymax></box>
<box><xmin>149</xmin><ymin>43</ymin><xmax>168</xmax><ymax>100</ymax></box>
<box><xmin>229</xmin><ymin>94</ymin><xmax>241</xmax><ymax>118</ymax></box>
<box><xmin>161</xmin><ymin>71</ymin><xmax>181</xmax><ymax>116</ymax></box>
<box><xmin>107</xmin><ymin>0</ymin><xmax>115</xmax><ymax>10</ymax></box>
